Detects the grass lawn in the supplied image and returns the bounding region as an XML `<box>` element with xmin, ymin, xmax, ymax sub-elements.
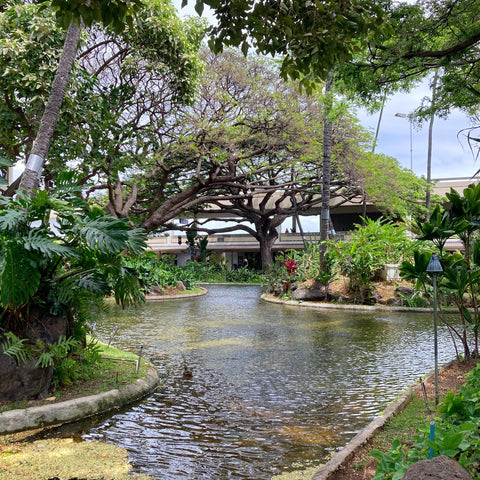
<box><xmin>0</xmin><ymin>338</ymin><xmax>150</xmax><ymax>414</ymax></box>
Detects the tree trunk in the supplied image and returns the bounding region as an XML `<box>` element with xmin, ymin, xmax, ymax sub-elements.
<box><xmin>19</xmin><ymin>22</ymin><xmax>81</xmax><ymax>193</ymax></box>
<box><xmin>257</xmin><ymin>225</ymin><xmax>278</xmax><ymax>271</ymax></box>
<box><xmin>425</xmin><ymin>70</ymin><xmax>439</xmax><ymax>220</ymax></box>
<box><xmin>319</xmin><ymin>73</ymin><xmax>333</xmax><ymax>271</ymax></box>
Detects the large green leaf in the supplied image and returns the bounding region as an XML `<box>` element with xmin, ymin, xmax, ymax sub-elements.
<box><xmin>125</xmin><ymin>227</ymin><xmax>147</xmax><ymax>255</ymax></box>
<box><xmin>0</xmin><ymin>157</ymin><xmax>13</xmax><ymax>168</ymax></box>
<box><xmin>112</xmin><ymin>266</ymin><xmax>145</xmax><ymax>308</ymax></box>
<box><xmin>0</xmin><ymin>244</ymin><xmax>41</xmax><ymax>308</ymax></box>
<box><xmin>24</xmin><ymin>230</ymin><xmax>76</xmax><ymax>258</ymax></box>
<box><xmin>0</xmin><ymin>209</ymin><xmax>27</xmax><ymax>231</ymax></box>
<box><xmin>80</xmin><ymin>216</ymin><xmax>130</xmax><ymax>253</ymax></box>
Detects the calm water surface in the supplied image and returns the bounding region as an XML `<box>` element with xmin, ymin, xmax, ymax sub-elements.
<box><xmin>82</xmin><ymin>285</ymin><xmax>456</xmax><ymax>479</ymax></box>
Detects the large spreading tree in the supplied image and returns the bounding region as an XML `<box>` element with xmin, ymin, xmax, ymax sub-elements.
<box><xmin>4</xmin><ymin>0</ymin><xmax>204</xmax><ymax>193</ymax></box>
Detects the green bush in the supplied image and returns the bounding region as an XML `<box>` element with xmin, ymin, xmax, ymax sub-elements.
<box><xmin>372</xmin><ymin>363</ymin><xmax>480</xmax><ymax>479</ymax></box>
<box><xmin>0</xmin><ymin>179</ymin><xmax>146</xmax><ymax>390</ymax></box>
<box><xmin>328</xmin><ymin>217</ymin><xmax>412</xmax><ymax>302</ymax></box>
<box><xmin>124</xmin><ymin>253</ymin><xmax>196</xmax><ymax>292</ymax></box>
<box><xmin>183</xmin><ymin>259</ymin><xmax>263</xmax><ymax>283</ymax></box>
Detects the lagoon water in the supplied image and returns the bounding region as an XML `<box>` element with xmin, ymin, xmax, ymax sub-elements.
<box><xmin>82</xmin><ymin>285</ymin><xmax>456</xmax><ymax>479</ymax></box>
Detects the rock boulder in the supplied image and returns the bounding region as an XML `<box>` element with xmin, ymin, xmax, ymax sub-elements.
<box><xmin>292</xmin><ymin>282</ymin><xmax>327</xmax><ymax>301</ymax></box>
<box><xmin>402</xmin><ymin>455</ymin><xmax>472</xmax><ymax>480</ymax></box>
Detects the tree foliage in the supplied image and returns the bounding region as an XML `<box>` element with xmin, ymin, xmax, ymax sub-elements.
<box><xmin>401</xmin><ymin>183</ymin><xmax>480</xmax><ymax>360</ymax></box>
<box><xmin>183</xmin><ymin>0</ymin><xmax>389</xmax><ymax>91</ymax></box>
<box><xmin>0</xmin><ymin>0</ymin><xmax>205</xmax><ymax>193</ymax></box>
<box><xmin>43</xmin><ymin>0</ymin><xmax>143</xmax><ymax>34</ymax></box>
<box><xmin>356</xmin><ymin>151</ymin><xmax>428</xmax><ymax>219</ymax></box>
<box><xmin>0</xmin><ymin>175</ymin><xmax>146</xmax><ymax>339</ymax></box>
<box><xmin>340</xmin><ymin>0</ymin><xmax>480</xmax><ymax>119</ymax></box>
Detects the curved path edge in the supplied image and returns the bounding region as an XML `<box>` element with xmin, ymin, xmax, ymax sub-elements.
<box><xmin>0</xmin><ymin>367</ymin><xmax>160</xmax><ymax>435</ymax></box>
<box><xmin>310</xmin><ymin>382</ymin><xmax>418</xmax><ymax>480</ymax></box>
<box><xmin>261</xmin><ymin>293</ymin><xmax>434</xmax><ymax>313</ymax></box>
<box><xmin>146</xmin><ymin>287</ymin><xmax>208</xmax><ymax>301</ymax></box>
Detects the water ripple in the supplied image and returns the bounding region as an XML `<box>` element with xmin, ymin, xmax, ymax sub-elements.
<box><xmin>78</xmin><ymin>285</ymin><xmax>457</xmax><ymax>479</ymax></box>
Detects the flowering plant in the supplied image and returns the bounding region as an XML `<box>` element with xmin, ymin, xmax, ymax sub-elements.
<box><xmin>283</xmin><ymin>259</ymin><xmax>299</xmax><ymax>275</ymax></box>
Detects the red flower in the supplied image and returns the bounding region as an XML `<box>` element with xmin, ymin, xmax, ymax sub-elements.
<box><xmin>283</xmin><ymin>259</ymin><xmax>299</xmax><ymax>275</ymax></box>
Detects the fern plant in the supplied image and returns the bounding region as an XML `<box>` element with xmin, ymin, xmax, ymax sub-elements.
<box><xmin>1</xmin><ymin>332</ymin><xmax>30</xmax><ymax>364</ymax></box>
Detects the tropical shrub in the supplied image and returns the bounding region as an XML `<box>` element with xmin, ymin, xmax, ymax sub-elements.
<box><xmin>264</xmin><ymin>244</ymin><xmax>335</xmax><ymax>297</ymax></box>
<box><xmin>0</xmin><ymin>181</ymin><xmax>146</xmax><ymax>391</ymax></box>
<box><xmin>328</xmin><ymin>217</ymin><xmax>412</xmax><ymax>302</ymax></box>
<box><xmin>124</xmin><ymin>252</ymin><xmax>196</xmax><ymax>292</ymax></box>
<box><xmin>183</xmin><ymin>258</ymin><xmax>263</xmax><ymax>284</ymax></box>
<box><xmin>372</xmin><ymin>363</ymin><xmax>480</xmax><ymax>479</ymax></box>
<box><xmin>401</xmin><ymin>184</ymin><xmax>480</xmax><ymax>360</ymax></box>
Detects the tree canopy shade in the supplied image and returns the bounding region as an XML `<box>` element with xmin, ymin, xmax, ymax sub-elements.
<box><xmin>183</xmin><ymin>0</ymin><xmax>389</xmax><ymax>91</ymax></box>
<box><xmin>339</xmin><ymin>0</ymin><xmax>480</xmax><ymax>118</ymax></box>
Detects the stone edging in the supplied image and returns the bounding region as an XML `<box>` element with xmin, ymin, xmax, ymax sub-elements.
<box><xmin>0</xmin><ymin>367</ymin><xmax>160</xmax><ymax>435</ymax></box>
<box><xmin>310</xmin><ymin>359</ymin><xmax>457</xmax><ymax>480</ymax></box>
<box><xmin>261</xmin><ymin>293</ymin><xmax>435</xmax><ymax>313</ymax></box>
<box><xmin>146</xmin><ymin>287</ymin><xmax>208</xmax><ymax>301</ymax></box>
<box><xmin>310</xmin><ymin>383</ymin><xmax>418</xmax><ymax>480</ymax></box>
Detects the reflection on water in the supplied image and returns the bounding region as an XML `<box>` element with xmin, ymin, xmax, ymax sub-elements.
<box><xmin>81</xmin><ymin>285</ymin><xmax>456</xmax><ymax>479</ymax></box>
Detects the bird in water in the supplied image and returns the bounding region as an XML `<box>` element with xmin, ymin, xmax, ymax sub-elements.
<box><xmin>182</xmin><ymin>365</ymin><xmax>193</xmax><ymax>379</ymax></box>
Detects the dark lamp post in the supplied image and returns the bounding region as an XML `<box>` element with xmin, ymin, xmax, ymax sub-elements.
<box><xmin>427</xmin><ymin>253</ymin><xmax>443</xmax><ymax>405</ymax></box>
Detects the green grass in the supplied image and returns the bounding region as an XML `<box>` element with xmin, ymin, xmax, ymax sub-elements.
<box><xmin>173</xmin><ymin>287</ymin><xmax>205</xmax><ymax>295</ymax></box>
<box><xmin>372</xmin><ymin>396</ymin><xmax>435</xmax><ymax>450</ymax></box>
<box><xmin>0</xmin><ymin>339</ymin><xmax>152</xmax><ymax>413</ymax></box>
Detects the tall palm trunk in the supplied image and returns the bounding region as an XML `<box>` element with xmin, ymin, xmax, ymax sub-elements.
<box><xmin>319</xmin><ymin>73</ymin><xmax>333</xmax><ymax>271</ymax></box>
<box><xmin>425</xmin><ymin>70</ymin><xmax>439</xmax><ymax>219</ymax></box>
<box><xmin>19</xmin><ymin>22</ymin><xmax>81</xmax><ymax>193</ymax></box>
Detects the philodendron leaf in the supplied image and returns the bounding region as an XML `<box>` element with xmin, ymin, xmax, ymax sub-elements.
<box><xmin>0</xmin><ymin>244</ymin><xmax>41</xmax><ymax>308</ymax></box>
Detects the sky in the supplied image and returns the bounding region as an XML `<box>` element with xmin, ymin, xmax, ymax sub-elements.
<box><xmin>355</xmin><ymin>88</ymin><xmax>478</xmax><ymax>181</ymax></box>
<box><xmin>173</xmin><ymin>0</ymin><xmax>479</xmax><ymax>182</ymax></box>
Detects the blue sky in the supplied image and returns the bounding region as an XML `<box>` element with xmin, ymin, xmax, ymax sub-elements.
<box><xmin>356</xmin><ymin>86</ymin><xmax>477</xmax><ymax>181</ymax></box>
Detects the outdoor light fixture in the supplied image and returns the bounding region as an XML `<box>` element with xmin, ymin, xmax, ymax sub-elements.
<box><xmin>427</xmin><ymin>253</ymin><xmax>443</xmax><ymax>405</ymax></box>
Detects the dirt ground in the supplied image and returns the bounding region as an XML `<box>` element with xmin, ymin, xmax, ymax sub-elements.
<box><xmin>328</xmin><ymin>359</ymin><xmax>477</xmax><ymax>480</ymax></box>
<box><xmin>327</xmin><ymin>276</ymin><xmax>413</xmax><ymax>304</ymax></box>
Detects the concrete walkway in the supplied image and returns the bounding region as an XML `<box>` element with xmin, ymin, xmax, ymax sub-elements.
<box><xmin>0</xmin><ymin>367</ymin><xmax>160</xmax><ymax>435</ymax></box>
